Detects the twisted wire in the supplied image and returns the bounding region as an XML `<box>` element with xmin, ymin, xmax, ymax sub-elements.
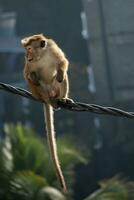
<box><xmin>0</xmin><ymin>82</ymin><xmax>134</xmax><ymax>119</ymax></box>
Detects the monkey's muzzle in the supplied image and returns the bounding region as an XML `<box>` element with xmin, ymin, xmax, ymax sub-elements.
<box><xmin>26</xmin><ymin>48</ymin><xmax>33</xmax><ymax>61</ymax></box>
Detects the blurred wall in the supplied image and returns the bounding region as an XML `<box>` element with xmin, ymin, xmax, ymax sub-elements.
<box><xmin>79</xmin><ymin>0</ymin><xmax>134</xmax><ymax>199</ymax></box>
<box><xmin>82</xmin><ymin>0</ymin><xmax>134</xmax><ymax>103</ymax></box>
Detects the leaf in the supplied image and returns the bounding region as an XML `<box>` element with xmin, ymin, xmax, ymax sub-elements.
<box><xmin>3</xmin><ymin>123</ymin><xmax>89</xmax><ymax>193</ymax></box>
<box><xmin>57</xmin><ymin>135</ymin><xmax>89</xmax><ymax>167</ymax></box>
<box><xmin>0</xmin><ymin>124</ymin><xmax>13</xmax><ymax>199</ymax></box>
<box><xmin>38</xmin><ymin>186</ymin><xmax>66</xmax><ymax>200</ymax></box>
<box><xmin>1</xmin><ymin>126</ymin><xmax>13</xmax><ymax>173</ymax></box>
<box><xmin>84</xmin><ymin>176</ymin><xmax>134</xmax><ymax>200</ymax></box>
<box><xmin>10</xmin><ymin>170</ymin><xmax>47</xmax><ymax>200</ymax></box>
<box><xmin>5</xmin><ymin>123</ymin><xmax>48</xmax><ymax>176</ymax></box>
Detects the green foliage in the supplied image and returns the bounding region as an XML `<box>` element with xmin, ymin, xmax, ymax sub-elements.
<box><xmin>84</xmin><ymin>176</ymin><xmax>134</xmax><ymax>200</ymax></box>
<box><xmin>1</xmin><ymin>123</ymin><xmax>134</xmax><ymax>200</ymax></box>
<box><xmin>57</xmin><ymin>135</ymin><xmax>88</xmax><ymax>167</ymax></box>
<box><xmin>10</xmin><ymin>171</ymin><xmax>47</xmax><ymax>200</ymax></box>
<box><xmin>57</xmin><ymin>135</ymin><xmax>89</xmax><ymax>190</ymax></box>
<box><xmin>5</xmin><ymin>123</ymin><xmax>88</xmax><ymax>188</ymax></box>
<box><xmin>0</xmin><ymin>131</ymin><xmax>13</xmax><ymax>199</ymax></box>
<box><xmin>37</xmin><ymin>187</ymin><xmax>66</xmax><ymax>200</ymax></box>
<box><xmin>5</xmin><ymin>123</ymin><xmax>49</xmax><ymax>176</ymax></box>
<box><xmin>0</xmin><ymin>123</ymin><xmax>88</xmax><ymax>199</ymax></box>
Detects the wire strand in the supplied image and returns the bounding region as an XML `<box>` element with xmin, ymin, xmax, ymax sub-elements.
<box><xmin>0</xmin><ymin>82</ymin><xmax>134</xmax><ymax>119</ymax></box>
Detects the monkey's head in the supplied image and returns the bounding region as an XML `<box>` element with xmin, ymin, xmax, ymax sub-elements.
<box><xmin>21</xmin><ymin>34</ymin><xmax>47</xmax><ymax>61</ymax></box>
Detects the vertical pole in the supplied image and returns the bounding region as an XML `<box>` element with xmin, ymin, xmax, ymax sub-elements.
<box><xmin>98</xmin><ymin>0</ymin><xmax>114</xmax><ymax>101</ymax></box>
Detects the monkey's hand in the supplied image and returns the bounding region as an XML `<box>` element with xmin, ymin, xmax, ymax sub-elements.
<box><xmin>29</xmin><ymin>72</ymin><xmax>40</xmax><ymax>86</ymax></box>
<box><xmin>56</xmin><ymin>69</ymin><xmax>65</xmax><ymax>83</ymax></box>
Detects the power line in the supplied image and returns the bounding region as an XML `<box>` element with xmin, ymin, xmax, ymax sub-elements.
<box><xmin>0</xmin><ymin>82</ymin><xmax>134</xmax><ymax>119</ymax></box>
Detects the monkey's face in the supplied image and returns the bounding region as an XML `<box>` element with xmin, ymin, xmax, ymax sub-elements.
<box><xmin>21</xmin><ymin>34</ymin><xmax>47</xmax><ymax>62</ymax></box>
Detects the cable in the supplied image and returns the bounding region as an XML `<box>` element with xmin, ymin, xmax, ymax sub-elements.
<box><xmin>0</xmin><ymin>82</ymin><xmax>134</xmax><ymax>119</ymax></box>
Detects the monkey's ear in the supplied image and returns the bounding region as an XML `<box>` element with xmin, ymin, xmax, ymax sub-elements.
<box><xmin>40</xmin><ymin>40</ymin><xmax>47</xmax><ymax>48</ymax></box>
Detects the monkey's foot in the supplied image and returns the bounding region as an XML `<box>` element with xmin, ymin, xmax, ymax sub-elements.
<box><xmin>50</xmin><ymin>98</ymin><xmax>74</xmax><ymax>110</ymax></box>
<box><xmin>56</xmin><ymin>98</ymin><xmax>74</xmax><ymax>108</ymax></box>
<box><xmin>49</xmin><ymin>98</ymin><xmax>61</xmax><ymax>110</ymax></box>
<box><xmin>60</xmin><ymin>98</ymin><xmax>74</xmax><ymax>104</ymax></box>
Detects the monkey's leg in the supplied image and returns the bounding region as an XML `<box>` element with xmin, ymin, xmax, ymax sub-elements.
<box><xmin>49</xmin><ymin>88</ymin><xmax>61</xmax><ymax>110</ymax></box>
<box><xmin>50</xmin><ymin>77</ymin><xmax>73</xmax><ymax>109</ymax></box>
<box><xmin>59</xmin><ymin>76</ymin><xmax>74</xmax><ymax>104</ymax></box>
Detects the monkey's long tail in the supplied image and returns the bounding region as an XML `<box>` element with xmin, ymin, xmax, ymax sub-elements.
<box><xmin>43</xmin><ymin>103</ymin><xmax>67</xmax><ymax>192</ymax></box>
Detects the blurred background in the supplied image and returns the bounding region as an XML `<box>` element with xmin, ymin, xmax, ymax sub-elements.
<box><xmin>0</xmin><ymin>0</ymin><xmax>134</xmax><ymax>200</ymax></box>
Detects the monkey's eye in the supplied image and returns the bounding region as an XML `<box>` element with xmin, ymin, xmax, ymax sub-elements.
<box><xmin>40</xmin><ymin>40</ymin><xmax>46</xmax><ymax>48</ymax></box>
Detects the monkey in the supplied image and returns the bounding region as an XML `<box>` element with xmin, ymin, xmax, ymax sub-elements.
<box><xmin>21</xmin><ymin>34</ymin><xmax>71</xmax><ymax>192</ymax></box>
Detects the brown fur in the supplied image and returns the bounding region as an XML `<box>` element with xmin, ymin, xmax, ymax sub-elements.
<box><xmin>21</xmin><ymin>34</ymin><xmax>69</xmax><ymax>192</ymax></box>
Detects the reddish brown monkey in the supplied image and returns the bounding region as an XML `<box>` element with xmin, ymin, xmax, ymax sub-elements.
<box><xmin>21</xmin><ymin>34</ymin><xmax>70</xmax><ymax>192</ymax></box>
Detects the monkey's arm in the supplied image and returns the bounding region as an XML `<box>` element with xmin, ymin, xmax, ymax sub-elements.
<box><xmin>56</xmin><ymin>59</ymin><xmax>69</xmax><ymax>83</ymax></box>
<box><xmin>30</xmin><ymin>71</ymin><xmax>40</xmax><ymax>86</ymax></box>
<box><xmin>48</xmin><ymin>39</ymin><xmax>69</xmax><ymax>83</ymax></box>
